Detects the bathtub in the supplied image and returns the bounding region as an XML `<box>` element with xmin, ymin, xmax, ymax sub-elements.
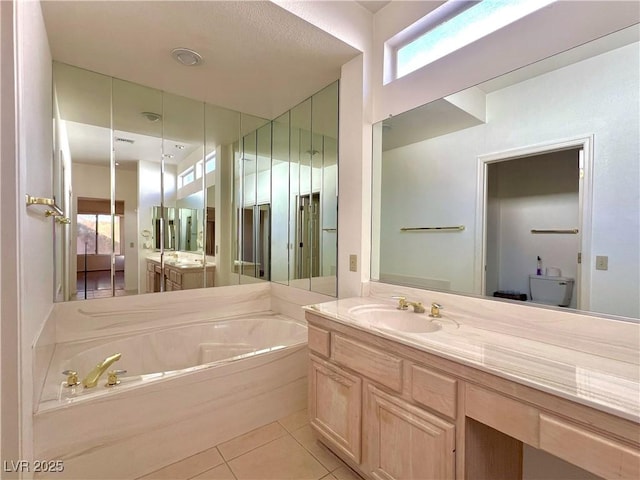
<box><xmin>34</xmin><ymin>312</ymin><xmax>309</xmax><ymax>479</ymax></box>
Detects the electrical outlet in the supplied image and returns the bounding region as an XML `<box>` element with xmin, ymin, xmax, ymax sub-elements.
<box><xmin>595</xmin><ymin>255</ymin><xmax>608</xmax><ymax>271</ymax></box>
<box><xmin>349</xmin><ymin>254</ymin><xmax>358</xmax><ymax>272</ymax></box>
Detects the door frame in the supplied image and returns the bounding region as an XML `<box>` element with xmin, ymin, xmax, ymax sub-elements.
<box><xmin>475</xmin><ymin>135</ymin><xmax>594</xmax><ymax>310</ymax></box>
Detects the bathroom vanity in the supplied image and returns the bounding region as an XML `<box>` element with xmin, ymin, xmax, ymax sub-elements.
<box><xmin>305</xmin><ymin>295</ymin><xmax>639</xmax><ymax>479</ymax></box>
<box><xmin>146</xmin><ymin>257</ymin><xmax>214</xmax><ymax>293</ymax></box>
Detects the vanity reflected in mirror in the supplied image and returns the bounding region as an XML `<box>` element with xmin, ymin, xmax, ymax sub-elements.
<box><xmin>372</xmin><ymin>26</ymin><xmax>639</xmax><ymax>319</ymax></box>
<box><xmin>52</xmin><ymin>63</ymin><xmax>339</xmax><ymax>301</ymax></box>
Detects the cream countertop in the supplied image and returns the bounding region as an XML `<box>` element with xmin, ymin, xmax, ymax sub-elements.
<box><xmin>304</xmin><ymin>295</ymin><xmax>639</xmax><ymax>423</ymax></box>
<box><xmin>147</xmin><ymin>254</ymin><xmax>215</xmax><ymax>269</ymax></box>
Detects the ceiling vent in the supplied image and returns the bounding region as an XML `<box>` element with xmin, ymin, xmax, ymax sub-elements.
<box><xmin>115</xmin><ymin>137</ymin><xmax>135</xmax><ymax>144</ymax></box>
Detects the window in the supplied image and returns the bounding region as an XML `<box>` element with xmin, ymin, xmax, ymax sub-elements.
<box><xmin>77</xmin><ymin>214</ymin><xmax>121</xmax><ymax>255</ymax></box>
<box><xmin>205</xmin><ymin>152</ymin><xmax>216</xmax><ymax>174</ymax></box>
<box><xmin>392</xmin><ymin>0</ymin><xmax>555</xmax><ymax>81</ymax></box>
<box><xmin>179</xmin><ymin>167</ymin><xmax>195</xmax><ymax>188</ymax></box>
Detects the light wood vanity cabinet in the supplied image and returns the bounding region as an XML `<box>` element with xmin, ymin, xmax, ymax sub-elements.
<box><xmin>306</xmin><ymin>312</ymin><xmax>640</xmax><ymax>480</ymax></box>
<box><xmin>306</xmin><ymin>318</ymin><xmax>457</xmax><ymax>480</ymax></box>
<box><xmin>309</xmin><ymin>355</ymin><xmax>362</xmax><ymax>464</ymax></box>
<box><xmin>145</xmin><ymin>259</ymin><xmax>214</xmax><ymax>293</ymax></box>
<box><xmin>365</xmin><ymin>382</ymin><xmax>455</xmax><ymax>480</ymax></box>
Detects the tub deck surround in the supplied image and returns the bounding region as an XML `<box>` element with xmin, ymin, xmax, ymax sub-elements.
<box><xmin>304</xmin><ymin>295</ymin><xmax>639</xmax><ymax>422</ymax></box>
<box><xmin>38</xmin><ymin>313</ymin><xmax>307</xmax><ymax>410</ymax></box>
<box><xmin>33</xmin><ymin>314</ymin><xmax>308</xmax><ymax>479</ymax></box>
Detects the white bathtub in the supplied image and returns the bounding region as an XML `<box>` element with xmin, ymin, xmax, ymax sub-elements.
<box><xmin>34</xmin><ymin>312</ymin><xmax>309</xmax><ymax>479</ymax></box>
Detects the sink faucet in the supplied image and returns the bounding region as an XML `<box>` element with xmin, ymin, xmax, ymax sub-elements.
<box><xmin>82</xmin><ymin>353</ymin><xmax>122</xmax><ymax>388</ymax></box>
<box><xmin>395</xmin><ymin>297</ymin><xmax>426</xmax><ymax>313</ymax></box>
<box><xmin>429</xmin><ymin>303</ymin><xmax>443</xmax><ymax>318</ymax></box>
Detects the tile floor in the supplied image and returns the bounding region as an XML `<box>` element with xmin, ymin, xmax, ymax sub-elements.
<box><xmin>137</xmin><ymin>409</ymin><xmax>364</xmax><ymax>480</ymax></box>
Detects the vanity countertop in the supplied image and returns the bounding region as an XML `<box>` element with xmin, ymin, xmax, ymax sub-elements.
<box><xmin>146</xmin><ymin>255</ymin><xmax>215</xmax><ymax>269</ymax></box>
<box><xmin>304</xmin><ymin>296</ymin><xmax>640</xmax><ymax>423</ymax></box>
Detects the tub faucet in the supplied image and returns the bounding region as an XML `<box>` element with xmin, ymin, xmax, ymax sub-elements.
<box><xmin>82</xmin><ymin>353</ymin><xmax>122</xmax><ymax>388</ymax></box>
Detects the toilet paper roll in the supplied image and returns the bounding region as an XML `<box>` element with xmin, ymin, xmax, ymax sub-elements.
<box><xmin>546</xmin><ymin>267</ymin><xmax>561</xmax><ymax>277</ymax></box>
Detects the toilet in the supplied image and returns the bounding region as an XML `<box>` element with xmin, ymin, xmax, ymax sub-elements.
<box><xmin>529</xmin><ymin>274</ymin><xmax>574</xmax><ymax>307</ymax></box>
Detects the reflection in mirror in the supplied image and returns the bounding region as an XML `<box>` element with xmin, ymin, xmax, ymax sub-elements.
<box><xmin>311</xmin><ymin>81</ymin><xmax>339</xmax><ymax>296</ymax></box>
<box><xmin>112</xmin><ymin>78</ymin><xmax>163</xmax><ymax>296</ymax></box>
<box><xmin>372</xmin><ymin>27</ymin><xmax>639</xmax><ymax>319</ymax></box>
<box><xmin>54</xmin><ymin>62</ymin><xmax>340</xmax><ymax>300</ymax></box>
<box><xmin>164</xmin><ymin>92</ymin><xmax>207</xmax><ymax>289</ymax></box>
<box><xmin>241</xmin><ymin>129</ymin><xmax>258</xmax><ymax>280</ymax></box>
<box><xmin>204</xmin><ymin>103</ymin><xmax>240</xmax><ymax>288</ymax></box>
<box><xmin>290</xmin><ymin>98</ymin><xmax>312</xmax><ymax>291</ymax></box>
<box><xmin>53</xmin><ymin>63</ymin><xmax>113</xmax><ymax>300</ymax></box>
<box><xmin>271</xmin><ymin>111</ymin><xmax>291</xmax><ymax>286</ymax></box>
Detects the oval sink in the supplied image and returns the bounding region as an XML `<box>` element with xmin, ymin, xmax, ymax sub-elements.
<box><xmin>347</xmin><ymin>304</ymin><xmax>442</xmax><ymax>334</ymax></box>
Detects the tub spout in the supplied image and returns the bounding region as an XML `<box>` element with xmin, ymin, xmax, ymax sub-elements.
<box><xmin>82</xmin><ymin>353</ymin><xmax>122</xmax><ymax>388</ymax></box>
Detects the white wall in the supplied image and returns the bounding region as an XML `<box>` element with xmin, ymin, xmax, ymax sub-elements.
<box><xmin>9</xmin><ymin>0</ymin><xmax>54</xmax><ymax>465</ymax></box>
<box><xmin>376</xmin><ymin>43</ymin><xmax>639</xmax><ymax>318</ymax></box>
<box><xmin>0</xmin><ymin>0</ymin><xmax>19</xmax><ymax>467</ymax></box>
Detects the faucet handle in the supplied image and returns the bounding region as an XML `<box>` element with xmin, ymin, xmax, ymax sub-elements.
<box><xmin>106</xmin><ymin>369</ymin><xmax>127</xmax><ymax>387</ymax></box>
<box><xmin>62</xmin><ymin>370</ymin><xmax>79</xmax><ymax>387</ymax></box>
<box><xmin>429</xmin><ymin>303</ymin><xmax>443</xmax><ymax>318</ymax></box>
<box><xmin>392</xmin><ymin>296</ymin><xmax>408</xmax><ymax>310</ymax></box>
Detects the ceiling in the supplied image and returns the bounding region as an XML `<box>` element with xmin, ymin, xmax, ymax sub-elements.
<box><xmin>41</xmin><ymin>1</ymin><xmax>360</xmax><ymax>120</ymax></box>
<box><xmin>356</xmin><ymin>1</ymin><xmax>392</xmax><ymax>14</ymax></box>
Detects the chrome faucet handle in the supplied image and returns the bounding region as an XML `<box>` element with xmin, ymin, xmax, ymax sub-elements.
<box><xmin>62</xmin><ymin>370</ymin><xmax>79</xmax><ymax>387</ymax></box>
<box><xmin>429</xmin><ymin>303</ymin><xmax>443</xmax><ymax>318</ymax></box>
<box><xmin>106</xmin><ymin>369</ymin><xmax>127</xmax><ymax>387</ymax></box>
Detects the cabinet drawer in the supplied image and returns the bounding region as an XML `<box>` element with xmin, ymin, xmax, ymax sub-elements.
<box><xmin>308</xmin><ymin>325</ymin><xmax>331</xmax><ymax>357</ymax></box>
<box><xmin>466</xmin><ymin>384</ymin><xmax>539</xmax><ymax>447</ymax></box>
<box><xmin>410</xmin><ymin>364</ymin><xmax>457</xmax><ymax>419</ymax></box>
<box><xmin>540</xmin><ymin>414</ymin><xmax>640</xmax><ymax>479</ymax></box>
<box><xmin>332</xmin><ymin>335</ymin><xmax>402</xmax><ymax>392</ymax></box>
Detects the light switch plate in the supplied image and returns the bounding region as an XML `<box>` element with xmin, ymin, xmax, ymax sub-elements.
<box><xmin>595</xmin><ymin>255</ymin><xmax>608</xmax><ymax>271</ymax></box>
<box><xmin>349</xmin><ymin>254</ymin><xmax>357</xmax><ymax>272</ymax></box>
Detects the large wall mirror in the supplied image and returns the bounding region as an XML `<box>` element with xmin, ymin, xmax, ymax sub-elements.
<box><xmin>372</xmin><ymin>26</ymin><xmax>639</xmax><ymax>319</ymax></box>
<box><xmin>52</xmin><ymin>63</ymin><xmax>339</xmax><ymax>301</ymax></box>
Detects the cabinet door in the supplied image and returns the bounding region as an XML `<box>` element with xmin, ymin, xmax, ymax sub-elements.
<box><xmin>146</xmin><ymin>271</ymin><xmax>155</xmax><ymax>293</ymax></box>
<box><xmin>365</xmin><ymin>383</ymin><xmax>455</xmax><ymax>480</ymax></box>
<box><xmin>309</xmin><ymin>355</ymin><xmax>362</xmax><ymax>464</ymax></box>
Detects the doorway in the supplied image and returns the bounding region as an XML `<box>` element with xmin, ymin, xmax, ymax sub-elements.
<box><xmin>478</xmin><ymin>137</ymin><xmax>593</xmax><ymax>309</ymax></box>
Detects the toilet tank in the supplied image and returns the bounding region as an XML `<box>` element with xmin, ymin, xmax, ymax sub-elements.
<box><xmin>529</xmin><ymin>275</ymin><xmax>574</xmax><ymax>307</ymax></box>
